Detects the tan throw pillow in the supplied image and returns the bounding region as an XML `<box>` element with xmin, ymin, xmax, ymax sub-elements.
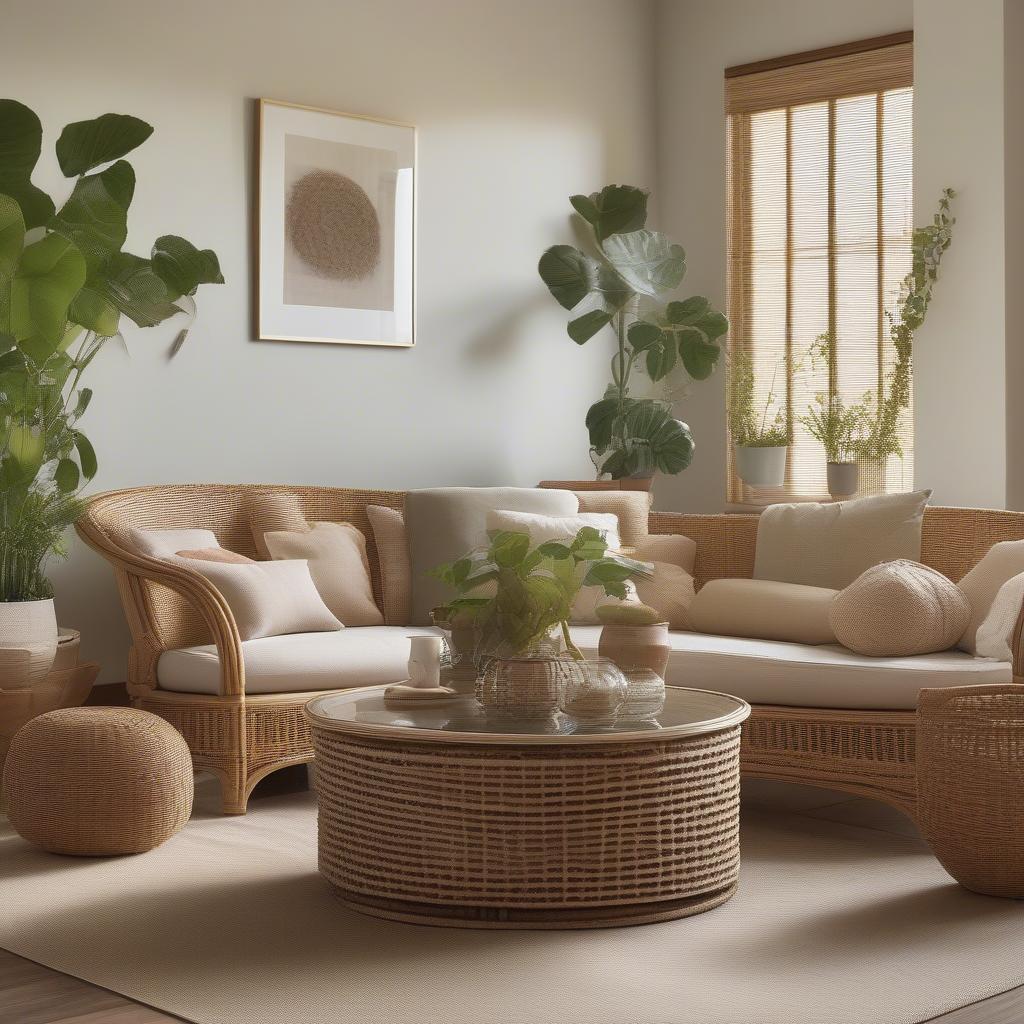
<box><xmin>690</xmin><ymin>579</ymin><xmax>838</xmax><ymax>645</ymax></box>
<box><xmin>956</xmin><ymin>540</ymin><xmax>1024</xmax><ymax>653</ymax></box>
<box><xmin>632</xmin><ymin>533</ymin><xmax>697</xmax><ymax>629</ymax></box>
<box><xmin>574</xmin><ymin>490</ymin><xmax>652</xmax><ymax>548</ymax></box>
<box><xmin>366</xmin><ymin>505</ymin><xmax>411</xmax><ymax>626</ymax></box>
<box><xmin>171</xmin><ymin>557</ymin><xmax>342</xmax><ymax>641</ymax></box>
<box><xmin>246</xmin><ymin>491</ymin><xmax>308</xmax><ymax>560</ymax></box>
<box><xmin>830</xmin><ymin>560</ymin><xmax>969</xmax><ymax>657</ymax></box>
<box><xmin>175</xmin><ymin>548</ymin><xmax>254</xmax><ymax>564</ymax></box>
<box><xmin>974</xmin><ymin>570</ymin><xmax>1024</xmax><ymax>663</ymax></box>
<box><xmin>754</xmin><ymin>489</ymin><xmax>931</xmax><ymax>589</ymax></box>
<box><xmin>263</xmin><ymin>522</ymin><xmax>384</xmax><ymax>627</ymax></box>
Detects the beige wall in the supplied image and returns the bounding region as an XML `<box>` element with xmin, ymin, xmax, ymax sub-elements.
<box><xmin>652</xmin><ymin>0</ymin><xmax>914</xmax><ymax>513</ymax></box>
<box><xmin>913</xmin><ymin>0</ymin><xmax>1007</xmax><ymax>509</ymax></box>
<box><xmin>0</xmin><ymin>0</ymin><xmax>658</xmax><ymax>680</ymax></box>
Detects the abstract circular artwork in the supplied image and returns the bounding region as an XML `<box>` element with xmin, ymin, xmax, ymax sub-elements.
<box><xmin>286</xmin><ymin>170</ymin><xmax>381</xmax><ymax>281</ymax></box>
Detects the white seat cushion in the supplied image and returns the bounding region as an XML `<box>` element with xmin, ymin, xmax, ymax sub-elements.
<box><xmin>157</xmin><ymin>626</ymin><xmax>444</xmax><ymax>696</ymax></box>
<box><xmin>568</xmin><ymin>626</ymin><xmax>1012</xmax><ymax>710</ymax></box>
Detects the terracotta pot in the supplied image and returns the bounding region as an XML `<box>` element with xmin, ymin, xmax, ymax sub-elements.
<box><xmin>0</xmin><ymin>599</ymin><xmax>58</xmax><ymax>691</ymax></box>
<box><xmin>827</xmin><ymin>461</ymin><xmax>859</xmax><ymax>499</ymax></box>
<box><xmin>598</xmin><ymin>622</ymin><xmax>671</xmax><ymax>680</ymax></box>
<box><xmin>735</xmin><ymin>445</ymin><xmax>787</xmax><ymax>487</ymax></box>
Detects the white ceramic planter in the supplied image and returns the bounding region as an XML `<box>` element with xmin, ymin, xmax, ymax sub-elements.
<box><xmin>827</xmin><ymin>461</ymin><xmax>860</xmax><ymax>500</ymax></box>
<box><xmin>735</xmin><ymin>445</ymin><xmax>787</xmax><ymax>488</ymax></box>
<box><xmin>0</xmin><ymin>598</ymin><xmax>58</xmax><ymax>690</ymax></box>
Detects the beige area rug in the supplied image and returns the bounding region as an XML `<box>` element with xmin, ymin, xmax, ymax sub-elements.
<box><xmin>2</xmin><ymin>781</ymin><xmax>1023</xmax><ymax>1024</ymax></box>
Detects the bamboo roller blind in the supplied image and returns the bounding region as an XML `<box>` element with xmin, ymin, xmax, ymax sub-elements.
<box><xmin>725</xmin><ymin>36</ymin><xmax>913</xmax><ymax>504</ymax></box>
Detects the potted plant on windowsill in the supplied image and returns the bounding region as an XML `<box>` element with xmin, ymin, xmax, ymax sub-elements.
<box><xmin>431</xmin><ymin>526</ymin><xmax>651</xmax><ymax>720</ymax></box>
<box><xmin>0</xmin><ymin>100</ymin><xmax>223</xmax><ymax>688</ymax></box>
<box><xmin>727</xmin><ymin>348</ymin><xmax>790</xmax><ymax>488</ymax></box>
<box><xmin>538</xmin><ymin>185</ymin><xmax>727</xmax><ymax>491</ymax></box>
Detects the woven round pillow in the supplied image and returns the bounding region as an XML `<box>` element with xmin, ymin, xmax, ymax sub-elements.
<box><xmin>830</xmin><ymin>559</ymin><xmax>970</xmax><ymax>657</ymax></box>
<box><xmin>2</xmin><ymin>707</ymin><xmax>193</xmax><ymax>855</ymax></box>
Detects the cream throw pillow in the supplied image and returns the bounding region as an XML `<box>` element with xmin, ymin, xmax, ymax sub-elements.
<box><xmin>366</xmin><ymin>505</ymin><xmax>411</xmax><ymax>626</ymax></box>
<box><xmin>632</xmin><ymin>534</ymin><xmax>697</xmax><ymax>630</ymax></box>
<box><xmin>974</xmin><ymin>570</ymin><xmax>1024</xmax><ymax>663</ymax></box>
<box><xmin>690</xmin><ymin>579</ymin><xmax>838</xmax><ymax>645</ymax></box>
<box><xmin>956</xmin><ymin>540</ymin><xmax>1024</xmax><ymax>654</ymax></box>
<box><xmin>830</xmin><ymin>560</ymin><xmax>969</xmax><ymax>657</ymax></box>
<box><xmin>171</xmin><ymin>557</ymin><xmax>342</xmax><ymax>641</ymax></box>
<box><xmin>485</xmin><ymin>509</ymin><xmax>632</xmax><ymax>625</ymax></box>
<box><xmin>263</xmin><ymin>522</ymin><xmax>383</xmax><ymax>627</ymax></box>
<box><xmin>754</xmin><ymin>489</ymin><xmax>931</xmax><ymax>589</ymax></box>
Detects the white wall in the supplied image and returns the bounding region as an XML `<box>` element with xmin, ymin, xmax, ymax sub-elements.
<box><xmin>0</xmin><ymin>0</ymin><xmax>658</xmax><ymax>679</ymax></box>
<box><xmin>913</xmin><ymin>0</ymin><xmax>1007</xmax><ymax>508</ymax></box>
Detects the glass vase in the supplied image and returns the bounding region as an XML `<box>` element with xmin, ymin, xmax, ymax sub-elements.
<box><xmin>559</xmin><ymin>658</ymin><xmax>628</xmax><ymax>727</ymax></box>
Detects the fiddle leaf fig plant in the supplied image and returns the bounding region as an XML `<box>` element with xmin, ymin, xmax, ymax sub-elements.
<box><xmin>431</xmin><ymin>526</ymin><xmax>652</xmax><ymax>661</ymax></box>
<box><xmin>539</xmin><ymin>185</ymin><xmax>727</xmax><ymax>478</ymax></box>
<box><xmin>0</xmin><ymin>99</ymin><xmax>224</xmax><ymax>600</ymax></box>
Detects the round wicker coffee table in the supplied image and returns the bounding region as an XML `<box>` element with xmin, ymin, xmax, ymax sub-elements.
<box><xmin>305</xmin><ymin>685</ymin><xmax>750</xmax><ymax>929</ymax></box>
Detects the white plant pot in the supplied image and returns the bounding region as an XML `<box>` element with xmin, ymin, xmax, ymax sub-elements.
<box><xmin>735</xmin><ymin>445</ymin><xmax>787</xmax><ymax>488</ymax></box>
<box><xmin>827</xmin><ymin>461</ymin><xmax>860</xmax><ymax>500</ymax></box>
<box><xmin>0</xmin><ymin>599</ymin><xmax>58</xmax><ymax>691</ymax></box>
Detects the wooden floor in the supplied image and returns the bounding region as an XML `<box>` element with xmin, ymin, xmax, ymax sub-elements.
<box><xmin>2</xmin><ymin>773</ymin><xmax>1022</xmax><ymax>1024</ymax></box>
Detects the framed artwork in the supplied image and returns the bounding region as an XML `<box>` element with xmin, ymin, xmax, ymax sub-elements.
<box><xmin>256</xmin><ymin>99</ymin><xmax>415</xmax><ymax>346</ymax></box>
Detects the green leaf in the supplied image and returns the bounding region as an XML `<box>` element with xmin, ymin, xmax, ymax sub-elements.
<box><xmin>585</xmin><ymin>396</ymin><xmax>620</xmax><ymax>452</ymax></box>
<box><xmin>595</xmin><ymin>263</ymin><xmax>633</xmax><ymax>312</ymax></box>
<box><xmin>56</xmin><ymin>114</ymin><xmax>153</xmax><ymax>177</ymax></box>
<box><xmin>68</xmin><ymin>286</ymin><xmax>119</xmax><ymax>336</ymax></box>
<box><xmin>10</xmin><ymin>234</ymin><xmax>87</xmax><ymax>349</ymax></box>
<box><xmin>50</xmin><ymin>160</ymin><xmax>135</xmax><ymax>274</ymax></box>
<box><xmin>694</xmin><ymin>310</ymin><xmax>728</xmax><ymax>341</ymax></box>
<box><xmin>677</xmin><ymin>326</ymin><xmax>721</xmax><ymax>380</ymax></box>
<box><xmin>537</xmin><ymin>245</ymin><xmax>598</xmax><ymax>310</ymax></box>
<box><xmin>151</xmin><ymin>234</ymin><xmax>224</xmax><ymax>297</ymax></box>
<box><xmin>536</xmin><ymin>541</ymin><xmax>572</xmax><ymax>559</ymax></box>
<box><xmin>646</xmin><ymin>339</ymin><xmax>676</xmax><ymax>381</ymax></box>
<box><xmin>54</xmin><ymin>457</ymin><xmax>80</xmax><ymax>493</ymax></box>
<box><xmin>73</xmin><ymin>430</ymin><xmax>97</xmax><ymax>479</ymax></box>
<box><xmin>0</xmin><ymin>193</ymin><xmax>26</xmax><ymax>332</ymax></box>
<box><xmin>0</xmin><ymin>100</ymin><xmax>54</xmax><ymax>228</ymax></box>
<box><xmin>602</xmin><ymin>230</ymin><xmax>686</xmax><ymax>296</ymax></box>
<box><xmin>489</xmin><ymin>530</ymin><xmax>531</xmax><ymax>569</ymax></box>
<box><xmin>582</xmin><ymin>560</ymin><xmax>635</xmax><ymax>587</ymax></box>
<box><xmin>96</xmin><ymin>252</ymin><xmax>180</xmax><ymax>328</ymax></box>
<box><xmin>72</xmin><ymin>387</ymin><xmax>92</xmax><ymax>420</ymax></box>
<box><xmin>567</xmin><ymin>309</ymin><xmax>612</xmax><ymax>345</ymax></box>
<box><xmin>8</xmin><ymin>422</ymin><xmax>44</xmax><ymax>474</ymax></box>
<box><xmin>665</xmin><ymin>295</ymin><xmax>710</xmax><ymax>326</ymax></box>
<box><xmin>599</xmin><ymin>401</ymin><xmax>694</xmax><ymax>477</ymax></box>
<box><xmin>572</xmin><ymin>185</ymin><xmax>648</xmax><ymax>242</ymax></box>
<box><xmin>626</xmin><ymin>321</ymin><xmax>663</xmax><ymax>352</ymax></box>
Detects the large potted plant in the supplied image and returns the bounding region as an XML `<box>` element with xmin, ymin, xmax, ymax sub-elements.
<box><xmin>431</xmin><ymin>526</ymin><xmax>650</xmax><ymax>719</ymax></box>
<box><xmin>538</xmin><ymin>185</ymin><xmax>727</xmax><ymax>489</ymax></box>
<box><xmin>0</xmin><ymin>100</ymin><xmax>223</xmax><ymax>687</ymax></box>
<box><xmin>727</xmin><ymin>348</ymin><xmax>790</xmax><ymax>488</ymax></box>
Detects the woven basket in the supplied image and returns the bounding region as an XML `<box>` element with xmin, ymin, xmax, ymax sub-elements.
<box><xmin>917</xmin><ymin>685</ymin><xmax>1024</xmax><ymax>897</ymax></box>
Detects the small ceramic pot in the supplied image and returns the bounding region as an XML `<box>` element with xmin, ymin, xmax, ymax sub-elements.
<box><xmin>827</xmin><ymin>461</ymin><xmax>859</xmax><ymax>500</ymax></box>
<box><xmin>598</xmin><ymin>622</ymin><xmax>671</xmax><ymax>680</ymax></box>
<box><xmin>735</xmin><ymin>445</ymin><xmax>787</xmax><ymax>487</ymax></box>
<box><xmin>0</xmin><ymin>599</ymin><xmax>58</xmax><ymax>691</ymax></box>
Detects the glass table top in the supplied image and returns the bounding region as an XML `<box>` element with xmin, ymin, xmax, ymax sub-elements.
<box><xmin>305</xmin><ymin>686</ymin><xmax>750</xmax><ymax>746</ymax></box>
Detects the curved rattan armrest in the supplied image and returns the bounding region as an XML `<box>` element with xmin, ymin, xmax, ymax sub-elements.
<box><xmin>75</xmin><ymin>521</ymin><xmax>245</xmax><ymax>698</ymax></box>
<box><xmin>1011</xmin><ymin>605</ymin><xmax>1024</xmax><ymax>681</ymax></box>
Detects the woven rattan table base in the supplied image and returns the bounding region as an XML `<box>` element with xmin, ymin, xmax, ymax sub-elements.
<box><xmin>311</xmin><ymin>725</ymin><xmax>743</xmax><ymax>929</ymax></box>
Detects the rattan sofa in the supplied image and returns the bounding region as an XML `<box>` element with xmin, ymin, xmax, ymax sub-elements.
<box><xmin>76</xmin><ymin>485</ymin><xmax>1024</xmax><ymax>815</ymax></box>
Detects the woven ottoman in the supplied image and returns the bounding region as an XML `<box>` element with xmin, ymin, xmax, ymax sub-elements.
<box><xmin>2</xmin><ymin>707</ymin><xmax>193</xmax><ymax>855</ymax></box>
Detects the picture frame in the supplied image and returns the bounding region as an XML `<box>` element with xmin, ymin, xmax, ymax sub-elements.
<box><xmin>256</xmin><ymin>98</ymin><xmax>416</xmax><ymax>347</ymax></box>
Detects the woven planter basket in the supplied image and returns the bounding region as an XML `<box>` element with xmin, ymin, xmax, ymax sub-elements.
<box><xmin>917</xmin><ymin>684</ymin><xmax>1024</xmax><ymax>897</ymax></box>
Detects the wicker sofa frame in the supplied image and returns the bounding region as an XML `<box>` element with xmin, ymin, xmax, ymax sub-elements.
<box><xmin>76</xmin><ymin>485</ymin><xmax>1024</xmax><ymax>815</ymax></box>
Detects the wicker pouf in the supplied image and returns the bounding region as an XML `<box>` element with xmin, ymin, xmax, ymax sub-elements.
<box><xmin>917</xmin><ymin>684</ymin><xmax>1024</xmax><ymax>897</ymax></box>
<box><xmin>2</xmin><ymin>707</ymin><xmax>193</xmax><ymax>856</ymax></box>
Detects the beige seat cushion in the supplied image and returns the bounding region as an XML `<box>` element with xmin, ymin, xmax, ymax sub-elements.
<box><xmin>366</xmin><ymin>505</ymin><xmax>411</xmax><ymax>626</ymax></box>
<box><xmin>404</xmin><ymin>487</ymin><xmax>578</xmax><ymax>625</ymax></box>
<box><xmin>574</xmin><ymin>490</ymin><xmax>652</xmax><ymax>547</ymax></box>
<box><xmin>246</xmin><ymin>491</ymin><xmax>308</xmax><ymax>560</ymax></box>
<box><xmin>753</xmin><ymin>489</ymin><xmax>931</xmax><ymax>589</ymax></box>
<box><xmin>172</xmin><ymin>558</ymin><xmax>342</xmax><ymax>641</ymax></box>
<box><xmin>690</xmin><ymin>579</ymin><xmax>838</xmax><ymax>645</ymax></box>
<box><xmin>264</xmin><ymin>522</ymin><xmax>383</xmax><ymax>627</ymax></box>
<box><xmin>157</xmin><ymin>626</ymin><xmax>444</xmax><ymax>695</ymax></box>
<box><xmin>567</xmin><ymin>625</ymin><xmax>1012</xmax><ymax>710</ymax></box>
<box><xmin>957</xmin><ymin>540</ymin><xmax>1024</xmax><ymax>653</ymax></box>
<box><xmin>831</xmin><ymin>560</ymin><xmax>969</xmax><ymax>657</ymax></box>
<box><xmin>632</xmin><ymin>533</ymin><xmax>697</xmax><ymax>629</ymax></box>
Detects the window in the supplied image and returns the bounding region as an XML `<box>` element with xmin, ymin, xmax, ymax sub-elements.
<box><xmin>725</xmin><ymin>33</ymin><xmax>913</xmax><ymax>504</ymax></box>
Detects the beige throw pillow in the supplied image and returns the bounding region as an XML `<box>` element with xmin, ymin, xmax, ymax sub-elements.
<box><xmin>632</xmin><ymin>533</ymin><xmax>697</xmax><ymax>629</ymax></box>
<box><xmin>171</xmin><ymin>557</ymin><xmax>342</xmax><ymax>641</ymax></box>
<box><xmin>830</xmin><ymin>560</ymin><xmax>969</xmax><ymax>657</ymax></box>
<box><xmin>974</xmin><ymin>570</ymin><xmax>1024</xmax><ymax>663</ymax></box>
<box><xmin>753</xmin><ymin>489</ymin><xmax>931</xmax><ymax>589</ymax></box>
<box><xmin>264</xmin><ymin>522</ymin><xmax>384</xmax><ymax>627</ymax></box>
<box><xmin>366</xmin><ymin>505</ymin><xmax>411</xmax><ymax>626</ymax></box>
<box><xmin>690</xmin><ymin>579</ymin><xmax>838</xmax><ymax>645</ymax></box>
<box><xmin>574</xmin><ymin>490</ymin><xmax>652</xmax><ymax>547</ymax></box>
<box><xmin>246</xmin><ymin>491</ymin><xmax>308</xmax><ymax>560</ymax></box>
<box><xmin>128</xmin><ymin>528</ymin><xmax>222</xmax><ymax>559</ymax></box>
<box><xmin>956</xmin><ymin>541</ymin><xmax>1024</xmax><ymax>654</ymax></box>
